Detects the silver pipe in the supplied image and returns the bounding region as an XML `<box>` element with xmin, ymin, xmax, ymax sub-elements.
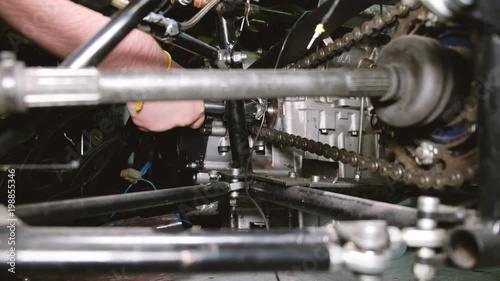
<box><xmin>1</xmin><ymin>225</ymin><xmax>338</xmax><ymax>274</ymax></box>
<box><xmin>5</xmin><ymin>64</ymin><xmax>395</xmax><ymax>113</ymax></box>
<box><xmin>355</xmin><ymin>97</ymin><xmax>365</xmax><ymax>179</ymax></box>
<box><xmin>179</xmin><ymin>0</ymin><xmax>221</xmax><ymax>30</ymax></box>
<box><xmin>298</xmin><ymin>211</ymin><xmax>304</xmax><ymax>229</ymax></box>
<box><xmin>205</xmin><ymin>100</ymin><xmax>226</xmax><ymax>114</ymax></box>
<box><xmin>112</xmin><ymin>0</ymin><xmax>219</xmax><ymax>31</ymax></box>
<box><xmin>357</xmin><ymin>97</ymin><xmax>365</xmax><ymax>155</ymax></box>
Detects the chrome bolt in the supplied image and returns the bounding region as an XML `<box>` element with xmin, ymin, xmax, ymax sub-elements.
<box><xmin>232</xmin><ymin>52</ymin><xmax>248</xmax><ymax>63</ymax></box>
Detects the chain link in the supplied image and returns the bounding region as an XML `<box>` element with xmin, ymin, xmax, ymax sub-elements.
<box><xmin>250</xmin><ymin>126</ymin><xmax>478</xmax><ymax>189</ymax></box>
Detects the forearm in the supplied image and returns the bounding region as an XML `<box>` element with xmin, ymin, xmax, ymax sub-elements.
<box><xmin>0</xmin><ymin>0</ymin><xmax>174</xmax><ymax>70</ymax></box>
<box><xmin>0</xmin><ymin>0</ymin><xmax>204</xmax><ymax>131</ymax></box>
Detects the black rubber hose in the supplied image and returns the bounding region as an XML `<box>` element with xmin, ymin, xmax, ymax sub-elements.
<box><xmin>69</xmin><ymin>131</ymin><xmax>123</xmax><ymax>188</ymax></box>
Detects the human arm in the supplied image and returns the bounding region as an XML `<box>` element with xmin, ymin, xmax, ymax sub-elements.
<box><xmin>0</xmin><ymin>0</ymin><xmax>205</xmax><ymax>131</ymax></box>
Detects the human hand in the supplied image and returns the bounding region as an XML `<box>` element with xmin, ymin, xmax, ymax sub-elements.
<box><xmin>126</xmin><ymin>100</ymin><xmax>205</xmax><ymax>132</ymax></box>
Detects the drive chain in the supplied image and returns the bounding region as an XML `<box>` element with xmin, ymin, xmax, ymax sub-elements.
<box><xmin>251</xmin><ymin>126</ymin><xmax>477</xmax><ymax>189</ymax></box>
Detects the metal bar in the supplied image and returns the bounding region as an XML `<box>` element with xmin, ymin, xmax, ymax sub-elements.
<box><xmin>16</xmin><ymin>183</ymin><xmax>230</xmax><ymax>225</ymax></box>
<box><xmin>249</xmin><ymin>181</ymin><xmax>417</xmax><ymax>227</ymax></box>
<box><xmin>10</xmin><ymin>66</ymin><xmax>394</xmax><ymax>112</ymax></box>
<box><xmin>1</xmin><ymin>226</ymin><xmax>335</xmax><ymax>275</ymax></box>
<box><xmin>357</xmin><ymin>97</ymin><xmax>365</xmax><ymax>155</ymax></box>
<box><xmin>60</xmin><ymin>0</ymin><xmax>163</xmax><ymax>68</ymax></box>
<box><xmin>218</xmin><ymin>15</ymin><xmax>238</xmax><ymax>53</ymax></box>
<box><xmin>355</xmin><ymin>97</ymin><xmax>365</xmax><ymax>178</ymax></box>
<box><xmin>13</xmin><ymin>227</ymin><xmax>338</xmax><ymax>247</ymax></box>
<box><xmin>475</xmin><ymin>9</ymin><xmax>500</xmax><ymax>220</ymax></box>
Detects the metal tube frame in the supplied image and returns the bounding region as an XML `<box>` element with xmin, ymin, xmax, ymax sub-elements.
<box><xmin>249</xmin><ymin>180</ymin><xmax>418</xmax><ymax>227</ymax></box>
<box><xmin>0</xmin><ymin>221</ymin><xmax>336</xmax><ymax>276</ymax></box>
<box><xmin>441</xmin><ymin>0</ymin><xmax>500</xmax><ymax>270</ymax></box>
<box><xmin>2</xmin><ymin>204</ymin><xmax>400</xmax><ymax>278</ymax></box>
<box><xmin>475</xmin><ymin>7</ymin><xmax>500</xmax><ymax>222</ymax></box>
<box><xmin>0</xmin><ymin>59</ymin><xmax>394</xmax><ymax>114</ymax></box>
<box><xmin>61</xmin><ymin>0</ymin><xmax>163</xmax><ymax>69</ymax></box>
<box><xmin>16</xmin><ymin>183</ymin><xmax>230</xmax><ymax>225</ymax></box>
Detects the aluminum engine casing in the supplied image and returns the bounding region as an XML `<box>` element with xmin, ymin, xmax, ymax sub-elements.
<box><xmin>197</xmin><ymin>97</ymin><xmax>379</xmax><ymax>183</ymax></box>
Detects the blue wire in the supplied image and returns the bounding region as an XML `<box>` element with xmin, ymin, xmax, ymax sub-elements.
<box><xmin>122</xmin><ymin>183</ymin><xmax>134</xmax><ymax>194</ymax></box>
<box><xmin>174</xmin><ymin>213</ymin><xmax>192</xmax><ymax>225</ymax></box>
<box><xmin>140</xmin><ymin>178</ymin><xmax>157</xmax><ymax>190</ymax></box>
<box><xmin>140</xmin><ymin>161</ymin><xmax>152</xmax><ymax>175</ymax></box>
